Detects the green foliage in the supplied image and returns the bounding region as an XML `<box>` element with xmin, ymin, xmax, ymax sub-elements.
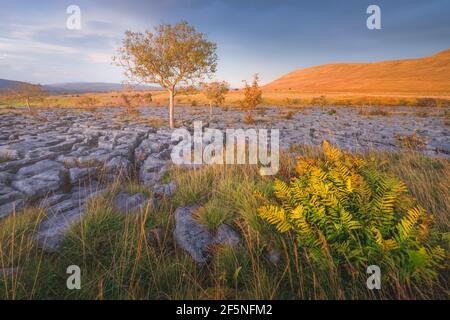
<box><xmin>258</xmin><ymin>141</ymin><xmax>446</xmax><ymax>284</ymax></box>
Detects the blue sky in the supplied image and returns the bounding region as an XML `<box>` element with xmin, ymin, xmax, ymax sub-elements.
<box><xmin>0</xmin><ymin>0</ymin><xmax>449</xmax><ymax>87</ymax></box>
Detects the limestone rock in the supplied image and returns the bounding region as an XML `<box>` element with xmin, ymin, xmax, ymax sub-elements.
<box><xmin>12</xmin><ymin>169</ymin><xmax>67</xmax><ymax>199</ymax></box>
<box><xmin>153</xmin><ymin>181</ymin><xmax>177</xmax><ymax>197</ymax></box>
<box><xmin>0</xmin><ymin>199</ymin><xmax>25</xmax><ymax>218</ymax></box>
<box><xmin>35</xmin><ymin>207</ymin><xmax>83</xmax><ymax>251</ymax></box>
<box><xmin>173</xmin><ymin>205</ymin><xmax>240</xmax><ymax>263</ymax></box>
<box><xmin>113</xmin><ymin>192</ymin><xmax>149</xmax><ymax>213</ymax></box>
<box><xmin>16</xmin><ymin>159</ymin><xmax>64</xmax><ymax>177</ymax></box>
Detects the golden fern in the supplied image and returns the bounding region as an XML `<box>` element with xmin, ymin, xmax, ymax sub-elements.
<box><xmin>258</xmin><ymin>140</ymin><xmax>445</xmax><ymax>284</ymax></box>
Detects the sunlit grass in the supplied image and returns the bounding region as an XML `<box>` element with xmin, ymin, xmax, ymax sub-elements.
<box><xmin>0</xmin><ymin>148</ymin><xmax>448</xmax><ymax>299</ymax></box>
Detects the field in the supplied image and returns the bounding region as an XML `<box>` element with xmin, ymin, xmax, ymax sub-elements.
<box><xmin>1</xmin><ymin>89</ymin><xmax>450</xmax><ymax>113</ymax></box>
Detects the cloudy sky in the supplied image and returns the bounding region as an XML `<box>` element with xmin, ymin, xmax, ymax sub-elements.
<box><xmin>0</xmin><ymin>0</ymin><xmax>449</xmax><ymax>87</ymax></box>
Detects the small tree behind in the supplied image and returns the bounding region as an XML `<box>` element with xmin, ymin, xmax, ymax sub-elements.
<box><xmin>78</xmin><ymin>95</ymin><xmax>98</xmax><ymax>109</ymax></box>
<box><xmin>121</xmin><ymin>93</ymin><xmax>136</xmax><ymax>115</ymax></box>
<box><xmin>242</xmin><ymin>74</ymin><xmax>262</xmax><ymax>123</ymax></box>
<box><xmin>202</xmin><ymin>81</ymin><xmax>229</xmax><ymax>116</ymax></box>
<box><xmin>114</xmin><ymin>21</ymin><xmax>218</xmax><ymax>128</ymax></box>
<box><xmin>8</xmin><ymin>83</ymin><xmax>48</xmax><ymax>111</ymax></box>
<box><xmin>312</xmin><ymin>95</ymin><xmax>328</xmax><ymax>111</ymax></box>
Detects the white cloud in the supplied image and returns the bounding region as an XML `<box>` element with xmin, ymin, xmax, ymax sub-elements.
<box><xmin>86</xmin><ymin>52</ymin><xmax>113</xmax><ymax>63</ymax></box>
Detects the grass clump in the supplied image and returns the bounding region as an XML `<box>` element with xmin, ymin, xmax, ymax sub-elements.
<box><xmin>123</xmin><ymin>181</ymin><xmax>153</xmax><ymax>198</ymax></box>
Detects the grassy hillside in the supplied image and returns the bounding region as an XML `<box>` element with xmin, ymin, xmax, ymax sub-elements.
<box><xmin>265</xmin><ymin>49</ymin><xmax>450</xmax><ymax>96</ymax></box>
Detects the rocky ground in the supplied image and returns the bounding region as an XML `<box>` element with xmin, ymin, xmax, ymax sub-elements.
<box><xmin>0</xmin><ymin>105</ymin><xmax>448</xmax><ymax>255</ymax></box>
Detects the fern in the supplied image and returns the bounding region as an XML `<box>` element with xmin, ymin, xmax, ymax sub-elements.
<box><xmin>258</xmin><ymin>140</ymin><xmax>446</xmax><ymax>285</ymax></box>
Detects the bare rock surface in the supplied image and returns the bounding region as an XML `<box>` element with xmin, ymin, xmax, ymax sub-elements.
<box><xmin>113</xmin><ymin>192</ymin><xmax>151</xmax><ymax>213</ymax></box>
<box><xmin>153</xmin><ymin>181</ymin><xmax>177</xmax><ymax>197</ymax></box>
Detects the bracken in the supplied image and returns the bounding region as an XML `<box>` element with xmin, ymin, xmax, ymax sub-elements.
<box><xmin>258</xmin><ymin>141</ymin><xmax>446</xmax><ymax>284</ymax></box>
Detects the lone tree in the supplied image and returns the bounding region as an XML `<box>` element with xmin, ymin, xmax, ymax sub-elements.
<box><xmin>114</xmin><ymin>21</ymin><xmax>218</xmax><ymax>128</ymax></box>
<box><xmin>202</xmin><ymin>81</ymin><xmax>229</xmax><ymax>116</ymax></box>
<box><xmin>8</xmin><ymin>83</ymin><xmax>48</xmax><ymax>111</ymax></box>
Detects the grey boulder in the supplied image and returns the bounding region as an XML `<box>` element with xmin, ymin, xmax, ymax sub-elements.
<box><xmin>173</xmin><ymin>205</ymin><xmax>240</xmax><ymax>263</ymax></box>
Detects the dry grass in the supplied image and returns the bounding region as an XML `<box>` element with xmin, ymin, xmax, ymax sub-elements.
<box><xmin>0</xmin><ymin>147</ymin><xmax>448</xmax><ymax>300</ymax></box>
<box><xmin>3</xmin><ymin>87</ymin><xmax>450</xmax><ymax>112</ymax></box>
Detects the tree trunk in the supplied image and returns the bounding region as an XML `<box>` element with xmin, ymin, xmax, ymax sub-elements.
<box><xmin>209</xmin><ymin>102</ymin><xmax>213</xmax><ymax>118</ymax></box>
<box><xmin>26</xmin><ymin>97</ymin><xmax>31</xmax><ymax>112</ymax></box>
<box><xmin>168</xmin><ymin>89</ymin><xmax>174</xmax><ymax>129</ymax></box>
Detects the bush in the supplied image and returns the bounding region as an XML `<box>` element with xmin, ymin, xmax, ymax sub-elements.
<box><xmin>242</xmin><ymin>74</ymin><xmax>262</xmax><ymax>113</ymax></box>
<box><xmin>258</xmin><ymin>141</ymin><xmax>445</xmax><ymax>285</ymax></box>
<box><xmin>395</xmin><ymin>132</ymin><xmax>427</xmax><ymax>150</ymax></box>
<box><xmin>284</xmin><ymin>111</ymin><xmax>295</xmax><ymax>119</ymax></box>
<box><xmin>416</xmin><ymin>98</ymin><xmax>438</xmax><ymax>108</ymax></box>
<box><xmin>243</xmin><ymin>113</ymin><xmax>255</xmax><ymax>124</ymax></box>
<box><xmin>359</xmin><ymin>108</ymin><xmax>390</xmax><ymax>116</ymax></box>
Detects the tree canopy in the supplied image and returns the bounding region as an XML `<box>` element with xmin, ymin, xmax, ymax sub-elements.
<box><xmin>114</xmin><ymin>21</ymin><xmax>218</xmax><ymax>128</ymax></box>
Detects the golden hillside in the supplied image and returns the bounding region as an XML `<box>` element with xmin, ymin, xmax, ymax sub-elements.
<box><xmin>265</xmin><ymin>49</ymin><xmax>450</xmax><ymax>95</ymax></box>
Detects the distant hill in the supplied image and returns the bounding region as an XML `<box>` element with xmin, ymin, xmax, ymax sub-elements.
<box><xmin>0</xmin><ymin>80</ymin><xmax>160</xmax><ymax>94</ymax></box>
<box><xmin>0</xmin><ymin>79</ymin><xmax>30</xmax><ymax>90</ymax></box>
<box><xmin>43</xmin><ymin>82</ymin><xmax>160</xmax><ymax>94</ymax></box>
<box><xmin>265</xmin><ymin>49</ymin><xmax>450</xmax><ymax>95</ymax></box>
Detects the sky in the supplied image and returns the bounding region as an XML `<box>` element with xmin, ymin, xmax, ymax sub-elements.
<box><xmin>0</xmin><ymin>0</ymin><xmax>449</xmax><ymax>87</ymax></box>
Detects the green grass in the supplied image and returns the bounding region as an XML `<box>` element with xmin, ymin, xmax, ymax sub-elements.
<box><xmin>123</xmin><ymin>181</ymin><xmax>153</xmax><ymax>198</ymax></box>
<box><xmin>0</xmin><ymin>148</ymin><xmax>448</xmax><ymax>299</ymax></box>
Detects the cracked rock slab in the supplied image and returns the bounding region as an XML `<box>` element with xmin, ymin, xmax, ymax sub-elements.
<box><xmin>11</xmin><ymin>169</ymin><xmax>67</xmax><ymax>200</ymax></box>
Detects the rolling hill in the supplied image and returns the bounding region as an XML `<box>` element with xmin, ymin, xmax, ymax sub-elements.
<box><xmin>43</xmin><ymin>82</ymin><xmax>159</xmax><ymax>94</ymax></box>
<box><xmin>0</xmin><ymin>79</ymin><xmax>29</xmax><ymax>90</ymax></box>
<box><xmin>265</xmin><ymin>49</ymin><xmax>450</xmax><ymax>95</ymax></box>
<box><xmin>0</xmin><ymin>79</ymin><xmax>159</xmax><ymax>94</ymax></box>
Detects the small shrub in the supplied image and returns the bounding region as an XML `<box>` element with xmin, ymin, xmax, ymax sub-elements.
<box><xmin>359</xmin><ymin>108</ymin><xmax>390</xmax><ymax>116</ymax></box>
<box><xmin>416</xmin><ymin>98</ymin><xmax>437</xmax><ymax>108</ymax></box>
<box><xmin>396</xmin><ymin>132</ymin><xmax>427</xmax><ymax>150</ymax></box>
<box><xmin>311</xmin><ymin>95</ymin><xmax>328</xmax><ymax>110</ymax></box>
<box><xmin>284</xmin><ymin>111</ymin><xmax>295</xmax><ymax>119</ymax></box>
<box><xmin>121</xmin><ymin>93</ymin><xmax>139</xmax><ymax>115</ymax></box>
<box><xmin>327</xmin><ymin>109</ymin><xmax>337</xmax><ymax>116</ymax></box>
<box><xmin>191</xmin><ymin>100</ymin><xmax>198</xmax><ymax>107</ymax></box>
<box><xmin>241</xmin><ymin>74</ymin><xmax>262</xmax><ymax>116</ymax></box>
<box><xmin>78</xmin><ymin>96</ymin><xmax>98</xmax><ymax>109</ymax></box>
<box><xmin>258</xmin><ymin>141</ymin><xmax>445</xmax><ymax>285</ymax></box>
<box><xmin>415</xmin><ymin>111</ymin><xmax>429</xmax><ymax>118</ymax></box>
<box><xmin>243</xmin><ymin>112</ymin><xmax>255</xmax><ymax>124</ymax></box>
